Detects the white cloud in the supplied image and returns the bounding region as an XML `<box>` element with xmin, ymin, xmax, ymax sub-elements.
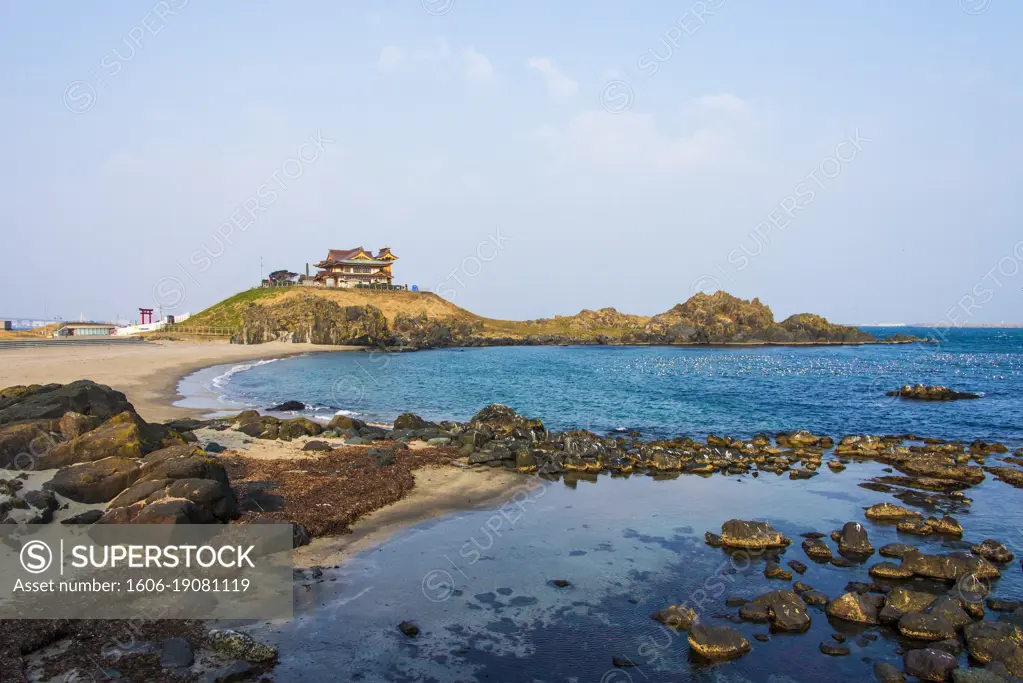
<box><xmin>527</xmin><ymin>57</ymin><xmax>578</xmax><ymax>102</ymax></box>
<box><xmin>691</xmin><ymin>93</ymin><xmax>751</xmax><ymax>117</ymax></box>
<box><xmin>377</xmin><ymin>45</ymin><xmax>403</xmax><ymax>71</ymax></box>
<box><xmin>534</xmin><ymin>95</ymin><xmax>757</xmax><ymax>173</ymax></box>
<box><xmin>464</xmin><ymin>46</ymin><xmax>495</xmax><ymax>85</ymax></box>
<box><xmin>412</xmin><ymin>38</ymin><xmax>450</xmax><ymax>65</ymax></box>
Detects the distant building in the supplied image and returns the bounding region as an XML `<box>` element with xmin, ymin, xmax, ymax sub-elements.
<box><xmin>313</xmin><ymin>247</ymin><xmax>398</xmax><ymax>288</ymax></box>
<box><xmin>54</xmin><ymin>322</ymin><xmax>117</xmax><ymax>337</ymax></box>
<box><xmin>2</xmin><ymin>321</ymin><xmax>11</xmax><ymax>331</ymax></box>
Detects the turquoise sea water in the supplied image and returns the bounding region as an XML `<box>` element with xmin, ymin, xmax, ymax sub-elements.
<box><xmin>184</xmin><ymin>327</ymin><xmax>1023</xmax><ymax>443</ymax></box>
<box><xmin>182</xmin><ymin>328</ymin><xmax>1023</xmax><ymax>682</ymax></box>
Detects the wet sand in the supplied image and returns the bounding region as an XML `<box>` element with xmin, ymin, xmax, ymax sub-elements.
<box><xmin>0</xmin><ymin>339</ymin><xmax>358</xmax><ymax>422</ymax></box>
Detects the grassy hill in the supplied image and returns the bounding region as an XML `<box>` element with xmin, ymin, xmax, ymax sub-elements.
<box><xmin>180</xmin><ymin>287</ymin><xmax>907</xmax><ymax>348</ymax></box>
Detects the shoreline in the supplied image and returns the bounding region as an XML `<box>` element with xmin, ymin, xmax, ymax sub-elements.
<box><xmin>0</xmin><ymin>339</ymin><xmax>360</xmax><ymax>423</ymax></box>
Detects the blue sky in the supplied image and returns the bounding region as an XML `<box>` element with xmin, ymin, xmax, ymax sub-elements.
<box><xmin>1</xmin><ymin>0</ymin><xmax>1020</xmax><ymax>325</ymax></box>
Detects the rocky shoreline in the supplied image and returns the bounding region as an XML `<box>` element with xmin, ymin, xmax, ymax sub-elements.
<box><xmin>215</xmin><ymin>290</ymin><xmax>932</xmax><ymax>350</ymax></box>
<box><xmin>3</xmin><ymin>380</ymin><xmax>1023</xmax><ymax>681</ymax></box>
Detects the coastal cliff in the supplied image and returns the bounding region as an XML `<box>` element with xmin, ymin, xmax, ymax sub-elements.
<box><xmin>180</xmin><ymin>288</ymin><xmax>915</xmax><ymax>348</ymax></box>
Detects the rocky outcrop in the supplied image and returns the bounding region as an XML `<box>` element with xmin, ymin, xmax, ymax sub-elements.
<box><xmin>235</xmin><ymin>293</ymin><xmax>390</xmax><ymax>345</ymax></box>
<box><xmin>716</xmin><ymin>520</ymin><xmax>790</xmax><ymax>549</ymax></box>
<box><xmin>888</xmin><ymin>385</ymin><xmax>981</xmax><ymax>401</ymax></box>
<box><xmin>223</xmin><ymin>289</ymin><xmax>920</xmax><ymax>348</ymax></box>
<box><xmin>0</xmin><ymin>380</ymin><xmax>238</xmax><ymax>527</ymax></box>
<box><xmin>738</xmin><ymin>590</ymin><xmax>811</xmax><ymax>632</ymax></box>
<box><xmin>826</xmin><ymin>593</ymin><xmax>880</xmax><ymax>624</ymax></box>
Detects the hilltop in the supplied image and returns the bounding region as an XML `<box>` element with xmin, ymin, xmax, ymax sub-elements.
<box><xmin>178</xmin><ymin>288</ymin><xmax>913</xmax><ymax>348</ymax></box>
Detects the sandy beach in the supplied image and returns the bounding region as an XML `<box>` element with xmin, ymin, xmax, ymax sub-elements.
<box><xmin>0</xmin><ymin>339</ymin><xmax>359</xmax><ymax>422</ymax></box>
<box><xmin>0</xmin><ymin>339</ymin><xmax>525</xmax><ymax>566</ymax></box>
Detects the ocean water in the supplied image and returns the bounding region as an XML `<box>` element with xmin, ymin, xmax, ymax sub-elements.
<box><xmin>181</xmin><ymin>328</ymin><xmax>1023</xmax><ymax>682</ymax></box>
<box><xmin>182</xmin><ymin>327</ymin><xmax>1023</xmax><ymax>443</ymax></box>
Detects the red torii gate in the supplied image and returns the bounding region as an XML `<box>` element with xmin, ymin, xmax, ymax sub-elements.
<box><xmin>139</xmin><ymin>308</ymin><xmax>154</xmax><ymax>325</ymax></box>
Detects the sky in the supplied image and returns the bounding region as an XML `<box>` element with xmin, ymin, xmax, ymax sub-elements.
<box><xmin>0</xmin><ymin>0</ymin><xmax>1021</xmax><ymax>326</ymax></box>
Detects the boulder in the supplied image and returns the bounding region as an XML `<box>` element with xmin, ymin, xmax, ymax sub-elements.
<box><xmin>0</xmin><ymin>420</ymin><xmax>61</xmax><ymax>468</ymax></box>
<box><xmin>207</xmin><ymin>630</ymin><xmax>278</xmax><ymax>663</ymax></box>
<box><xmin>837</xmin><ymin>521</ymin><xmax>874</xmax><ymax>555</ymax></box>
<box><xmin>61</xmin><ymin>509</ymin><xmax>104</xmax><ymax>525</ymax></box>
<box><xmin>101</xmin><ymin>498</ymin><xmax>210</xmax><ymax>524</ymax></box>
<box><xmin>718</xmin><ymin>519</ymin><xmax>790</xmax><ymax>549</ymax></box>
<box><xmin>865</xmin><ymin>502</ymin><xmax>922</xmax><ymax>521</ymax></box>
<box><xmin>650</xmin><ymin>605</ymin><xmax>696</xmax><ymax>630</ymax></box>
<box><xmin>46</xmin><ymin>457</ymin><xmax>140</xmax><ymax>503</ymax></box>
<box><xmin>687</xmin><ymin>624</ymin><xmax>750</xmax><ymax>660</ymax></box>
<box><xmin>926</xmin><ymin>516</ymin><xmax>964</xmax><ymax>536</ymax></box>
<box><xmin>393</xmin><ymin>413</ymin><xmax>436</xmax><ymax>431</ymax></box>
<box><xmin>802</xmin><ymin>538</ymin><xmax>834</xmax><ymax>561</ymax></box>
<box><xmin>826</xmin><ymin>593</ymin><xmax>879</xmax><ymax>624</ymax></box>
<box><xmin>0</xmin><ymin>380</ymin><xmax>134</xmax><ymax>426</ymax></box>
<box><xmin>740</xmin><ymin>590</ymin><xmax>811</xmax><ymax>632</ymax></box>
<box><xmin>963</xmin><ymin>621</ymin><xmax>1023</xmax><ymax>666</ymax></box>
<box><xmin>869</xmin><ymin>561</ymin><xmax>914</xmax><ymax>579</ymax></box>
<box><xmin>899</xmin><ymin>613</ymin><xmax>957</xmax><ymax>641</ymax></box>
<box><xmin>140</xmin><ymin>451</ymin><xmax>228</xmax><ymax>486</ymax></box>
<box><xmin>874</xmin><ymin>662</ymin><xmax>906</xmax><ymax>682</ymax></box>
<box><xmin>972</xmin><ymin>540</ymin><xmax>1014</xmax><ymax>564</ymax></box>
<box><xmin>881</xmin><ymin>587</ymin><xmax>938</xmax><ymax>624</ymax></box>
<box><xmin>901</xmin><ymin>550</ymin><xmax>1000</xmax><ymax>581</ymax></box>
<box><xmin>110</xmin><ymin>478</ymin><xmax>238</xmax><ymax>522</ymax></box>
<box><xmin>467</xmin><ymin>404</ymin><xmax>544</xmax><ymax>440</ymax></box>
<box><xmin>328</xmin><ymin>415</ymin><xmax>367</xmax><ymax>432</ymax></box>
<box><xmin>277</xmin><ymin>418</ymin><xmax>322</xmax><ymax>441</ymax></box>
<box><xmin>927</xmin><ymin>596</ymin><xmax>972</xmax><ymax>631</ymax></box>
<box><xmin>801</xmin><ymin>590</ymin><xmax>829</xmax><ymax>606</ymax></box>
<box><xmin>880</xmin><ymin>543</ymin><xmax>918</xmax><ymax>559</ymax></box>
<box><xmin>904</xmin><ymin>648</ymin><xmax>959</xmax><ymax>681</ymax></box>
<box><xmin>888</xmin><ymin>384</ymin><xmax>980</xmax><ymax>401</ymax></box>
<box><xmin>37</xmin><ymin>420</ymin><xmax>144</xmax><ymax>469</ymax></box>
<box><xmin>763</xmin><ymin>561</ymin><xmax>793</xmax><ymax>580</ymax></box>
<box><xmin>57</xmin><ymin>412</ymin><xmax>102</xmax><ymax>440</ymax></box>
<box><xmin>268</xmin><ymin>401</ymin><xmax>305</xmax><ymax>412</ymax></box>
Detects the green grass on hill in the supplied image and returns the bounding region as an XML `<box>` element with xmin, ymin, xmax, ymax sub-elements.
<box><xmin>183</xmin><ymin>288</ymin><xmax>290</xmax><ymax>329</ymax></box>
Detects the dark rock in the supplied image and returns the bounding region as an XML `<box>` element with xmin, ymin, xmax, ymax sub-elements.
<box><xmin>803</xmin><ymin>538</ymin><xmax>834</xmax><ymax>561</ymax></box>
<box><xmin>802</xmin><ymin>590</ymin><xmax>829</xmax><ymax>606</ymax></box>
<box><xmin>963</xmin><ymin>621</ymin><xmax>1023</xmax><ymax>667</ymax></box>
<box><xmin>819</xmin><ymin>642</ymin><xmax>850</xmax><ymax>656</ymax></box>
<box><xmin>865</xmin><ymin>502</ymin><xmax>923</xmax><ymax>521</ymax></box>
<box><xmin>874</xmin><ymin>661</ymin><xmax>906</xmax><ymax>682</ymax></box>
<box><xmin>788</xmin><ymin>560</ymin><xmax>808</xmax><ymax>574</ymax></box>
<box><xmin>901</xmin><ymin>549</ymin><xmax>1000</xmax><ymax>581</ymax></box>
<box><xmin>903</xmin><ymin>647</ymin><xmax>958</xmax><ymax>681</ymax></box>
<box><xmin>972</xmin><ymin>540</ymin><xmax>1014</xmax><ymax>564</ymax></box>
<box><xmin>302</xmin><ymin>440</ymin><xmax>333</xmax><ymax>452</ymax></box>
<box><xmin>0</xmin><ymin>380</ymin><xmax>134</xmax><ymax>427</ymax></box>
<box><xmin>740</xmin><ymin>590</ymin><xmax>811</xmax><ymax>632</ymax></box>
<box><xmin>870</xmin><ymin>561</ymin><xmax>915</xmax><ymax>579</ymax></box>
<box><xmin>764</xmin><ymin>561</ymin><xmax>793</xmax><ymax>580</ymax></box>
<box><xmin>826</xmin><ymin>593</ymin><xmax>880</xmax><ymax>624</ymax></box>
<box><xmin>205</xmin><ymin>442</ymin><xmax>227</xmax><ymax>453</ymax></box>
<box><xmin>718</xmin><ymin>519</ymin><xmax>790</xmax><ymax>549</ymax></box>
<box><xmin>880</xmin><ymin>543</ymin><xmax>918</xmax><ymax>559</ymax></box>
<box><xmin>269</xmin><ymin>401</ymin><xmax>305</xmax><ymax>412</ymax></box>
<box><xmin>398</xmin><ymin>620</ymin><xmax>420</xmax><ymax>637</ymax></box>
<box><xmin>552</xmin><ymin>579</ymin><xmax>571</xmax><ymax>588</ymax></box>
<box><xmin>889</xmin><ymin>384</ymin><xmax>981</xmax><ymax>401</ymax></box>
<box><xmin>61</xmin><ymin>509</ymin><xmax>104</xmax><ymax>525</ymax></box>
<box><xmin>650</xmin><ymin>605</ymin><xmax>696</xmax><ymax>630</ymax></box>
<box><xmin>393</xmin><ymin>413</ymin><xmax>436</xmax><ymax>431</ymax></box>
<box><xmin>687</xmin><ymin>624</ymin><xmax>750</xmax><ymax>660</ymax></box>
<box><xmin>898</xmin><ymin>613</ymin><xmax>957</xmax><ymax>641</ymax></box>
<box><xmin>838</xmin><ymin>520</ymin><xmax>874</xmax><ymax>555</ymax></box>
<box><xmin>467</xmin><ymin>404</ymin><xmax>544</xmax><ymax>440</ymax></box>
<box><xmin>160</xmin><ymin>637</ymin><xmax>194</xmax><ymax>668</ymax></box>
<box><xmin>22</xmin><ymin>489</ymin><xmax>58</xmax><ymax>511</ymax></box>
<box><xmin>46</xmin><ymin>457</ymin><xmax>141</xmax><ymax>504</ymax></box>
<box><xmin>611</xmin><ymin>655</ymin><xmax>638</xmax><ymax>668</ymax></box>
<box><xmin>374</xmin><ymin>453</ymin><xmax>395</xmax><ymax>467</ymax></box>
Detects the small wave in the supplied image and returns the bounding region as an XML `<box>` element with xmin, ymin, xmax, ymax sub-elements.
<box><xmin>334</xmin><ymin>409</ymin><xmax>360</xmax><ymax>417</ymax></box>
<box><xmin>211</xmin><ymin>358</ymin><xmax>280</xmax><ymax>390</ymax></box>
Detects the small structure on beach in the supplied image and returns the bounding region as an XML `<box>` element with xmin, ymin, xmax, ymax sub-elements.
<box><xmin>313</xmin><ymin>247</ymin><xmax>398</xmax><ymax>288</ymax></box>
<box><xmin>53</xmin><ymin>322</ymin><xmax>117</xmax><ymax>337</ymax></box>
<box><xmin>1</xmin><ymin>321</ymin><xmax>11</xmax><ymax>331</ymax></box>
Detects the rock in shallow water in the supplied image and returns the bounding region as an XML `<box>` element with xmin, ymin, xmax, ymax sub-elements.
<box><xmin>903</xmin><ymin>647</ymin><xmax>958</xmax><ymax>681</ymax></box>
<box><xmin>826</xmin><ymin>592</ymin><xmax>880</xmax><ymax>624</ymax></box>
<box><xmin>208</xmin><ymin>630</ymin><xmax>277</xmax><ymax>663</ymax></box>
<box><xmin>687</xmin><ymin>624</ymin><xmax>751</xmax><ymax>660</ymax></box>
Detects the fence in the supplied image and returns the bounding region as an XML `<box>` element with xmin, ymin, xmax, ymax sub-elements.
<box><xmin>159</xmin><ymin>325</ymin><xmax>237</xmax><ymax>337</ymax></box>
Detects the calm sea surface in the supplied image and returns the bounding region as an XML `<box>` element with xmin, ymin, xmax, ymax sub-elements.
<box><xmin>182</xmin><ymin>327</ymin><xmax>1023</xmax><ymax>683</ymax></box>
